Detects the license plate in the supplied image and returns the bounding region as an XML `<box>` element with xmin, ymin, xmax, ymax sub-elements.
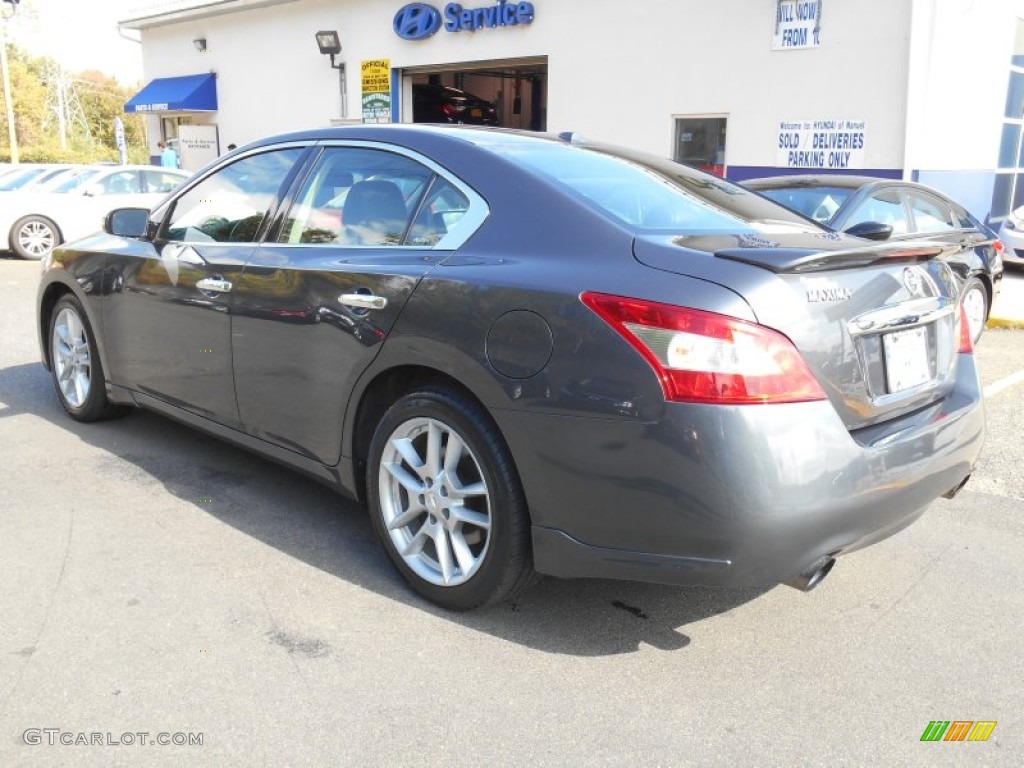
<box><xmin>883</xmin><ymin>326</ymin><xmax>931</xmax><ymax>392</ymax></box>
<box><xmin>470</xmin><ymin>108</ymin><xmax>482</xmax><ymax>117</ymax></box>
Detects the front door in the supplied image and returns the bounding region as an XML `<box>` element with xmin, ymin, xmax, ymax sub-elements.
<box><xmin>102</xmin><ymin>147</ymin><xmax>307</xmax><ymax>428</ymax></box>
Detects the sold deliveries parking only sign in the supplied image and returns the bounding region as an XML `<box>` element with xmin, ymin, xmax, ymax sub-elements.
<box><xmin>777</xmin><ymin>119</ymin><xmax>866</xmax><ymax>169</ymax></box>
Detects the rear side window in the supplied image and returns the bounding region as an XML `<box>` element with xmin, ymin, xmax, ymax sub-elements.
<box><xmin>162</xmin><ymin>149</ymin><xmax>303</xmax><ymax>243</ymax></box>
<box><xmin>845</xmin><ymin>189</ymin><xmax>908</xmax><ymax>235</ymax></box>
<box><xmin>908</xmin><ymin>192</ymin><xmax>955</xmax><ymax>233</ymax></box>
<box><xmin>279</xmin><ymin>147</ymin><xmax>432</xmax><ymax>246</ymax></box>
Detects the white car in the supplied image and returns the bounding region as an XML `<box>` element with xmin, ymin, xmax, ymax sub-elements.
<box><xmin>997</xmin><ymin>206</ymin><xmax>1024</xmax><ymax>265</ymax></box>
<box><xmin>5</xmin><ymin>165</ymin><xmax>189</xmax><ymax>260</ymax></box>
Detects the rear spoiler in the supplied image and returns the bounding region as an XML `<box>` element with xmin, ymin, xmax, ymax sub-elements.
<box><xmin>714</xmin><ymin>242</ymin><xmax>948</xmax><ymax>273</ymax></box>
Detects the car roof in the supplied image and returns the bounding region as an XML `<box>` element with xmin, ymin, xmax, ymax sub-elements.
<box><xmin>242</xmin><ymin>124</ymin><xmax>575</xmax><ymax>153</ymax></box>
<box><xmin>743</xmin><ymin>174</ymin><xmax>889</xmax><ymax>190</ymax></box>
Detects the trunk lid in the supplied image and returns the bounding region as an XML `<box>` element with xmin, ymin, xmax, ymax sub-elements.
<box><xmin>633</xmin><ymin>230</ymin><xmax>966</xmax><ymax>430</ymax></box>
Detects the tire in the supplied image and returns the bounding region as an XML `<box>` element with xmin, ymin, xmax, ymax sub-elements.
<box><xmin>961</xmin><ymin>276</ymin><xmax>988</xmax><ymax>345</ymax></box>
<box><xmin>48</xmin><ymin>295</ymin><xmax>127</xmax><ymax>422</ymax></box>
<box><xmin>367</xmin><ymin>386</ymin><xmax>535</xmax><ymax>610</ymax></box>
<box><xmin>11</xmin><ymin>215</ymin><xmax>61</xmax><ymax>260</ymax></box>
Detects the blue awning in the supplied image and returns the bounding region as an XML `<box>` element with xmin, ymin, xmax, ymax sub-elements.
<box><xmin>124</xmin><ymin>73</ymin><xmax>217</xmax><ymax>113</ymax></box>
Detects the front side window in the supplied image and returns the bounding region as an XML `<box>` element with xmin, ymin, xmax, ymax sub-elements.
<box><xmin>163</xmin><ymin>148</ymin><xmax>304</xmax><ymax>243</ymax></box>
<box><xmin>93</xmin><ymin>171</ymin><xmax>142</xmax><ymax>195</ymax></box>
<box><xmin>144</xmin><ymin>170</ymin><xmax>186</xmax><ymax>194</ymax></box>
<box><xmin>279</xmin><ymin>147</ymin><xmax>432</xmax><ymax>246</ymax></box>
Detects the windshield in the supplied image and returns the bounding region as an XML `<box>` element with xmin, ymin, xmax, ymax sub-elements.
<box><xmin>49</xmin><ymin>168</ymin><xmax>103</xmax><ymax>193</ymax></box>
<box><xmin>0</xmin><ymin>168</ymin><xmax>48</xmax><ymax>191</ymax></box>
<box><xmin>755</xmin><ymin>186</ymin><xmax>854</xmax><ymax>224</ymax></box>
<box><xmin>501</xmin><ymin>141</ymin><xmax>819</xmax><ymax>233</ymax></box>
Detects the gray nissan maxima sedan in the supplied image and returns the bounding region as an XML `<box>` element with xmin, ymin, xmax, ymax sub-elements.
<box><xmin>36</xmin><ymin>125</ymin><xmax>984</xmax><ymax>611</ymax></box>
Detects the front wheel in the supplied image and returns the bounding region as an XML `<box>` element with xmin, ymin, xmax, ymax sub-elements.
<box><xmin>367</xmin><ymin>386</ymin><xmax>535</xmax><ymax>610</ymax></box>
<box><xmin>11</xmin><ymin>215</ymin><xmax>61</xmax><ymax>260</ymax></box>
<box><xmin>48</xmin><ymin>295</ymin><xmax>127</xmax><ymax>422</ymax></box>
<box><xmin>961</xmin><ymin>276</ymin><xmax>988</xmax><ymax>345</ymax></box>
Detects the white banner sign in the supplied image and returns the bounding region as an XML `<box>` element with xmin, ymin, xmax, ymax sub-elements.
<box><xmin>178</xmin><ymin>125</ymin><xmax>220</xmax><ymax>172</ymax></box>
<box><xmin>777</xmin><ymin>119</ymin><xmax>866</xmax><ymax>169</ymax></box>
<box><xmin>772</xmin><ymin>0</ymin><xmax>821</xmax><ymax>50</ymax></box>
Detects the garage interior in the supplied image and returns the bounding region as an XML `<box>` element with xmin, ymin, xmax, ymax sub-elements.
<box><xmin>403</xmin><ymin>57</ymin><xmax>547</xmax><ymax>131</ymax></box>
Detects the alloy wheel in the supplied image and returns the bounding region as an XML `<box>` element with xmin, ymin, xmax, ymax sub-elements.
<box><xmin>377</xmin><ymin>417</ymin><xmax>492</xmax><ymax>587</ymax></box>
<box><xmin>51</xmin><ymin>306</ymin><xmax>92</xmax><ymax>408</ymax></box>
<box><xmin>18</xmin><ymin>220</ymin><xmax>56</xmax><ymax>259</ymax></box>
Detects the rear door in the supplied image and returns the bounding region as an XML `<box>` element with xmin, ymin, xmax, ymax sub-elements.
<box><xmin>231</xmin><ymin>143</ymin><xmax>482</xmax><ymax>465</ymax></box>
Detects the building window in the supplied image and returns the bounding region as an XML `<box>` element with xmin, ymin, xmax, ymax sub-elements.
<box><xmin>992</xmin><ymin>21</ymin><xmax>1024</xmax><ymax>220</ymax></box>
<box><xmin>673</xmin><ymin>117</ymin><xmax>727</xmax><ymax>178</ymax></box>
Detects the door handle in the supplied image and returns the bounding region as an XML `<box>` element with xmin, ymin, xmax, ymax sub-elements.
<box><xmin>196</xmin><ymin>277</ymin><xmax>233</xmax><ymax>294</ymax></box>
<box><xmin>339</xmin><ymin>293</ymin><xmax>387</xmax><ymax>310</ymax></box>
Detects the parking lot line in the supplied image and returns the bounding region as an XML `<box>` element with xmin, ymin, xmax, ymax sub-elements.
<box><xmin>984</xmin><ymin>368</ymin><xmax>1024</xmax><ymax>399</ymax></box>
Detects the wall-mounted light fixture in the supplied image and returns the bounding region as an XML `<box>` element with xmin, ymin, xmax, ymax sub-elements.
<box><xmin>315</xmin><ymin>30</ymin><xmax>347</xmax><ymax>119</ymax></box>
<box><xmin>315</xmin><ymin>30</ymin><xmax>342</xmax><ymax>69</ymax></box>
<box><xmin>193</xmin><ymin>37</ymin><xmax>207</xmax><ymax>52</ymax></box>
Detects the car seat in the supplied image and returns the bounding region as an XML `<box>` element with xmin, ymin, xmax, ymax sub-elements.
<box><xmin>342</xmin><ymin>179</ymin><xmax>408</xmax><ymax>244</ymax></box>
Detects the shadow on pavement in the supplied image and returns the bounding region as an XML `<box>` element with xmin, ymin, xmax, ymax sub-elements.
<box><xmin>0</xmin><ymin>361</ymin><xmax>770</xmax><ymax>656</ymax></box>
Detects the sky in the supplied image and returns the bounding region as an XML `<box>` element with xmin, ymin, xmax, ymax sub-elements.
<box><xmin>4</xmin><ymin>0</ymin><xmax>144</xmax><ymax>84</ymax></box>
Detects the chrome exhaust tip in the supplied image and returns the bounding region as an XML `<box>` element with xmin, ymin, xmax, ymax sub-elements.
<box><xmin>785</xmin><ymin>556</ymin><xmax>836</xmax><ymax>592</ymax></box>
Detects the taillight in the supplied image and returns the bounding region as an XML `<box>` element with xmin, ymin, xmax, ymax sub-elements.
<box><xmin>958</xmin><ymin>301</ymin><xmax>974</xmax><ymax>354</ymax></box>
<box><xmin>441</xmin><ymin>104</ymin><xmax>458</xmax><ymax>116</ymax></box>
<box><xmin>992</xmin><ymin>239</ymin><xmax>1005</xmax><ymax>253</ymax></box>
<box><xmin>581</xmin><ymin>292</ymin><xmax>827</xmax><ymax>405</ymax></box>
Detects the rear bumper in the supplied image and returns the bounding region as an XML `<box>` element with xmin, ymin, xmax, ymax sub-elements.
<box><xmin>499</xmin><ymin>354</ymin><xmax>985</xmax><ymax>588</ymax></box>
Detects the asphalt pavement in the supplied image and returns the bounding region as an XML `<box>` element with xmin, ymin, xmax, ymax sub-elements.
<box><xmin>1</xmin><ymin>257</ymin><xmax>1022</xmax><ymax>767</ymax></box>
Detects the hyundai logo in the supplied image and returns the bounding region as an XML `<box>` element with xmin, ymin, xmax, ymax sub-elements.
<box><xmin>394</xmin><ymin>3</ymin><xmax>442</xmax><ymax>40</ymax></box>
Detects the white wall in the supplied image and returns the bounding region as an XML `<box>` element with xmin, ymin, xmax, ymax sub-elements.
<box><xmin>905</xmin><ymin>0</ymin><xmax>1019</xmax><ymax>173</ymax></box>
<box><xmin>133</xmin><ymin>0</ymin><xmax>913</xmax><ymax>169</ymax></box>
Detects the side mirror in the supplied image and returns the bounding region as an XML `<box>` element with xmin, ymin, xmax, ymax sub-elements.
<box><xmin>82</xmin><ymin>184</ymin><xmax>102</xmax><ymax>198</ymax></box>
<box><xmin>844</xmin><ymin>221</ymin><xmax>893</xmax><ymax>241</ymax></box>
<box><xmin>105</xmin><ymin>208</ymin><xmax>150</xmax><ymax>238</ymax></box>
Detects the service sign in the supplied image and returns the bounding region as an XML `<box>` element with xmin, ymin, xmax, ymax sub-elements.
<box><xmin>772</xmin><ymin>0</ymin><xmax>821</xmax><ymax>50</ymax></box>
<box><xmin>361</xmin><ymin>59</ymin><xmax>392</xmax><ymax>124</ymax></box>
<box><xmin>777</xmin><ymin>119</ymin><xmax>866</xmax><ymax>170</ymax></box>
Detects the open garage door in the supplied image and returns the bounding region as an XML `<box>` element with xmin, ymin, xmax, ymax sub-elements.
<box><xmin>400</xmin><ymin>57</ymin><xmax>547</xmax><ymax>131</ymax></box>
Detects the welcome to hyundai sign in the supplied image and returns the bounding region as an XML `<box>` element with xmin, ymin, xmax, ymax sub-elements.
<box><xmin>777</xmin><ymin>119</ymin><xmax>866</xmax><ymax>169</ymax></box>
<box><xmin>393</xmin><ymin>0</ymin><xmax>535</xmax><ymax>40</ymax></box>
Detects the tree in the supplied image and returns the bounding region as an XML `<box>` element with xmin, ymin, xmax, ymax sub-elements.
<box><xmin>0</xmin><ymin>43</ymin><xmax>147</xmax><ymax>162</ymax></box>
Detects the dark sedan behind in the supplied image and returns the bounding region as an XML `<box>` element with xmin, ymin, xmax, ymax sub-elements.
<box><xmin>744</xmin><ymin>175</ymin><xmax>1003</xmax><ymax>344</ymax></box>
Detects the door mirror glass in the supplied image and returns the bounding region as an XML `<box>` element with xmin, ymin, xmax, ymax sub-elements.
<box><xmin>105</xmin><ymin>208</ymin><xmax>150</xmax><ymax>238</ymax></box>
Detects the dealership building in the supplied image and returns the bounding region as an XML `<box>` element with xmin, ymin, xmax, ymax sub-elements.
<box><xmin>121</xmin><ymin>0</ymin><xmax>1024</xmax><ymax>224</ymax></box>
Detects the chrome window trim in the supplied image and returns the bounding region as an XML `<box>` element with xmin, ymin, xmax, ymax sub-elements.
<box><xmin>156</xmin><ymin>138</ymin><xmax>488</xmax><ymax>251</ymax></box>
<box><xmin>291</xmin><ymin>139</ymin><xmax>489</xmax><ymax>251</ymax></box>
